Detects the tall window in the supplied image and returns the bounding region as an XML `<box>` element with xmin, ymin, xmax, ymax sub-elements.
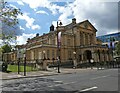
<box><xmin>80</xmin><ymin>33</ymin><xmax>83</xmax><ymax>45</ymax></box>
<box><xmin>52</xmin><ymin>50</ymin><xmax>55</xmax><ymax>58</ymax></box>
<box><xmin>31</xmin><ymin>51</ymin><xmax>34</xmax><ymax>60</ymax></box>
<box><xmin>39</xmin><ymin>52</ymin><xmax>42</xmax><ymax>59</ymax></box>
<box><xmin>47</xmin><ymin>50</ymin><xmax>50</xmax><ymax>59</ymax></box>
<box><xmin>68</xmin><ymin>50</ymin><xmax>72</xmax><ymax>59</ymax></box>
<box><xmin>67</xmin><ymin>38</ymin><xmax>71</xmax><ymax>46</ymax></box>
<box><xmin>43</xmin><ymin>40</ymin><xmax>47</xmax><ymax>44</ymax></box>
<box><xmin>52</xmin><ymin>39</ymin><xmax>55</xmax><ymax>45</ymax></box>
<box><xmin>56</xmin><ymin>50</ymin><xmax>58</xmax><ymax>59</ymax></box>
<box><xmin>85</xmin><ymin>34</ymin><xmax>88</xmax><ymax>45</ymax></box>
<box><xmin>90</xmin><ymin>34</ymin><xmax>93</xmax><ymax>45</ymax></box>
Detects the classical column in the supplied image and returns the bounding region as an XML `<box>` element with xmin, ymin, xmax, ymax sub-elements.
<box><xmin>80</xmin><ymin>32</ymin><xmax>83</xmax><ymax>45</ymax></box>
<box><xmin>85</xmin><ymin>34</ymin><xmax>88</xmax><ymax>45</ymax></box>
<box><xmin>100</xmin><ymin>51</ymin><xmax>103</xmax><ymax>62</ymax></box>
<box><xmin>76</xmin><ymin>31</ymin><xmax>80</xmax><ymax>46</ymax></box>
<box><xmin>83</xmin><ymin>33</ymin><xmax>85</xmax><ymax>45</ymax></box>
<box><xmin>81</xmin><ymin>53</ymin><xmax>84</xmax><ymax>63</ymax></box>
<box><xmin>103</xmin><ymin>50</ymin><xmax>106</xmax><ymax>62</ymax></box>
<box><xmin>79</xmin><ymin>32</ymin><xmax>81</xmax><ymax>45</ymax></box>
<box><xmin>105</xmin><ymin>51</ymin><xmax>108</xmax><ymax>61</ymax></box>
<box><xmin>88</xmin><ymin>34</ymin><xmax>90</xmax><ymax>45</ymax></box>
<box><xmin>95</xmin><ymin>52</ymin><xmax>99</xmax><ymax>62</ymax></box>
<box><xmin>90</xmin><ymin>34</ymin><xmax>92</xmax><ymax>45</ymax></box>
<box><xmin>93</xmin><ymin>34</ymin><xmax>96</xmax><ymax>44</ymax></box>
<box><xmin>98</xmin><ymin>50</ymin><xmax>100</xmax><ymax>62</ymax></box>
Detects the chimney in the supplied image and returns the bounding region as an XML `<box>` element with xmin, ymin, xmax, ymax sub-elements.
<box><xmin>72</xmin><ymin>18</ymin><xmax>76</xmax><ymax>24</ymax></box>
<box><xmin>28</xmin><ymin>38</ymin><xmax>30</xmax><ymax>40</ymax></box>
<box><xmin>50</xmin><ymin>24</ymin><xmax>54</xmax><ymax>32</ymax></box>
<box><xmin>36</xmin><ymin>33</ymin><xmax>39</xmax><ymax>37</ymax></box>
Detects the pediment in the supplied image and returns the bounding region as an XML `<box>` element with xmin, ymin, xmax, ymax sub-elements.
<box><xmin>78</xmin><ymin>20</ymin><xmax>97</xmax><ymax>32</ymax></box>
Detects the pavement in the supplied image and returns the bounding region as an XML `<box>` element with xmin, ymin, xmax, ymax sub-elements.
<box><xmin>0</xmin><ymin>67</ymin><xmax>98</xmax><ymax>80</ymax></box>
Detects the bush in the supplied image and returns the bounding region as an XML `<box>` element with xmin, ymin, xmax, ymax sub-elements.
<box><xmin>2</xmin><ymin>62</ymin><xmax>8</xmax><ymax>72</ymax></box>
<box><xmin>11</xmin><ymin>62</ymin><xmax>14</xmax><ymax>65</ymax></box>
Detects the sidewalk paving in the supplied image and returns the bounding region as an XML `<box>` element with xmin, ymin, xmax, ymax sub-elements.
<box><xmin>0</xmin><ymin>67</ymin><xmax>98</xmax><ymax>80</ymax></box>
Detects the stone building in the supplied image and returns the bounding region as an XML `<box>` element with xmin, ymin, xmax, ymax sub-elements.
<box><xmin>5</xmin><ymin>18</ymin><xmax>113</xmax><ymax>66</ymax></box>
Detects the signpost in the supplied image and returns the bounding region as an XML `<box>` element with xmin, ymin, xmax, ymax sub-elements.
<box><xmin>17</xmin><ymin>48</ymin><xmax>26</xmax><ymax>76</ymax></box>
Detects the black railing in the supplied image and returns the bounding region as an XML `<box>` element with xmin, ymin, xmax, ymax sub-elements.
<box><xmin>77</xmin><ymin>61</ymin><xmax>120</xmax><ymax>69</ymax></box>
<box><xmin>2</xmin><ymin>59</ymin><xmax>120</xmax><ymax>72</ymax></box>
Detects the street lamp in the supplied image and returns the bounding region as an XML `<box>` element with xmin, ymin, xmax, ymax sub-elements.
<box><xmin>73</xmin><ymin>51</ymin><xmax>77</xmax><ymax>68</ymax></box>
<box><xmin>16</xmin><ymin>47</ymin><xmax>20</xmax><ymax>74</ymax></box>
<box><xmin>23</xmin><ymin>48</ymin><xmax>26</xmax><ymax>76</ymax></box>
<box><xmin>43</xmin><ymin>50</ymin><xmax>46</xmax><ymax>60</ymax></box>
<box><xmin>43</xmin><ymin>50</ymin><xmax>47</xmax><ymax>70</ymax></box>
<box><xmin>57</xmin><ymin>20</ymin><xmax>62</xmax><ymax>73</ymax></box>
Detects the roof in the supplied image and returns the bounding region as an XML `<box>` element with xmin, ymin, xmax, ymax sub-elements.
<box><xmin>65</xmin><ymin>20</ymin><xmax>97</xmax><ymax>31</ymax></box>
<box><xmin>27</xmin><ymin>19</ymin><xmax>97</xmax><ymax>42</ymax></box>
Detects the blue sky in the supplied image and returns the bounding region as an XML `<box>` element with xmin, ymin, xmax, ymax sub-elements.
<box><xmin>4</xmin><ymin>0</ymin><xmax>119</xmax><ymax>45</ymax></box>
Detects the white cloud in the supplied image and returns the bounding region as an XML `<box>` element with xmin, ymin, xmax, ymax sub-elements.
<box><xmin>0</xmin><ymin>39</ymin><xmax>3</xmax><ymax>46</ymax></box>
<box><xmin>58</xmin><ymin>5</ymin><xmax>73</xmax><ymax>25</ymax></box>
<box><xmin>21</xmin><ymin>0</ymin><xmax>61</xmax><ymax>15</ymax></box>
<box><xmin>57</xmin><ymin>0</ymin><xmax>118</xmax><ymax>36</ymax></box>
<box><xmin>10</xmin><ymin>0</ymin><xmax>117</xmax><ymax>36</ymax></box>
<box><xmin>17</xmin><ymin>1</ymin><xmax>24</xmax><ymax>6</ymax></box>
<box><xmin>107</xmin><ymin>30</ymin><xmax>119</xmax><ymax>35</ymax></box>
<box><xmin>18</xmin><ymin>13</ymin><xmax>41</xmax><ymax>30</ymax></box>
<box><xmin>17</xmin><ymin>33</ymin><xmax>36</xmax><ymax>45</ymax></box>
<box><xmin>9</xmin><ymin>4</ymin><xmax>18</xmax><ymax>9</ymax></box>
<box><xmin>19</xmin><ymin>26</ymin><xmax>25</xmax><ymax>31</ymax></box>
<box><xmin>36</xmin><ymin>10</ymin><xmax>49</xmax><ymax>15</ymax></box>
<box><xmin>52</xmin><ymin>21</ymin><xmax>57</xmax><ymax>28</ymax></box>
<box><xmin>32</xmin><ymin>25</ymin><xmax>40</xmax><ymax>30</ymax></box>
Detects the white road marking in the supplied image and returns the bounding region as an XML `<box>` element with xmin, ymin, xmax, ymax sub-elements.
<box><xmin>48</xmin><ymin>81</ymin><xmax>76</xmax><ymax>87</ymax></box>
<box><xmin>48</xmin><ymin>84</ymin><xmax>61</xmax><ymax>87</ymax></box>
<box><xmin>64</xmin><ymin>81</ymin><xmax>76</xmax><ymax>85</ymax></box>
<box><xmin>80</xmin><ymin>86</ymin><xmax>98</xmax><ymax>92</ymax></box>
<box><xmin>54</xmin><ymin>81</ymin><xmax>63</xmax><ymax>83</ymax></box>
<box><xmin>91</xmin><ymin>75</ymin><xmax>110</xmax><ymax>80</ymax></box>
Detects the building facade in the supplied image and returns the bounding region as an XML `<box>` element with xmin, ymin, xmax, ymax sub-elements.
<box><xmin>97</xmin><ymin>32</ymin><xmax>120</xmax><ymax>43</ymax></box>
<box><xmin>97</xmin><ymin>32</ymin><xmax>120</xmax><ymax>60</ymax></box>
<box><xmin>5</xmin><ymin>18</ymin><xmax>113</xmax><ymax>65</ymax></box>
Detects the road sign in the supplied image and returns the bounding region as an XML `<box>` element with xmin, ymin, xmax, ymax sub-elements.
<box><xmin>17</xmin><ymin>49</ymin><xmax>26</xmax><ymax>58</ymax></box>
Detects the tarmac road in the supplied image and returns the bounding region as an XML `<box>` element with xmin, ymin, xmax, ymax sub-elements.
<box><xmin>1</xmin><ymin>68</ymin><xmax>119</xmax><ymax>93</ymax></box>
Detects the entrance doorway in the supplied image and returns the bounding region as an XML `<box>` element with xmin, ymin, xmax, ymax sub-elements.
<box><xmin>85</xmin><ymin>50</ymin><xmax>92</xmax><ymax>62</ymax></box>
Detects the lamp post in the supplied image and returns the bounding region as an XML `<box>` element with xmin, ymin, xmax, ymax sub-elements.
<box><xmin>110</xmin><ymin>38</ymin><xmax>115</xmax><ymax>68</ymax></box>
<box><xmin>73</xmin><ymin>51</ymin><xmax>77</xmax><ymax>68</ymax></box>
<box><xmin>23</xmin><ymin>48</ymin><xmax>26</xmax><ymax>76</ymax></box>
<box><xmin>16</xmin><ymin>47</ymin><xmax>20</xmax><ymax>74</ymax></box>
<box><xmin>57</xmin><ymin>20</ymin><xmax>62</xmax><ymax>73</ymax></box>
<box><xmin>43</xmin><ymin>50</ymin><xmax>46</xmax><ymax>60</ymax></box>
<box><xmin>43</xmin><ymin>50</ymin><xmax>47</xmax><ymax>70</ymax></box>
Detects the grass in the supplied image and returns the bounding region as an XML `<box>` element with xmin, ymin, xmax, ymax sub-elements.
<box><xmin>7</xmin><ymin>65</ymin><xmax>37</xmax><ymax>72</ymax></box>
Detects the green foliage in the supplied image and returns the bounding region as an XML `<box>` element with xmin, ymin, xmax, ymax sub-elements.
<box><xmin>0</xmin><ymin>1</ymin><xmax>22</xmax><ymax>45</ymax></box>
<box><xmin>1</xmin><ymin>44</ymin><xmax>12</xmax><ymax>53</ymax></box>
<box><xmin>0</xmin><ymin>2</ymin><xmax>22</xmax><ymax>26</ymax></box>
<box><xmin>116</xmin><ymin>42</ymin><xmax>120</xmax><ymax>55</ymax></box>
<box><xmin>7</xmin><ymin>65</ymin><xmax>37</xmax><ymax>72</ymax></box>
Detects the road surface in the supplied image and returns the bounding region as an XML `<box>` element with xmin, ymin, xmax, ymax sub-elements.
<box><xmin>1</xmin><ymin>68</ymin><xmax>119</xmax><ymax>92</ymax></box>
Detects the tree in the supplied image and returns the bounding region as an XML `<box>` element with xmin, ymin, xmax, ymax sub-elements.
<box><xmin>116</xmin><ymin>41</ymin><xmax>120</xmax><ymax>56</ymax></box>
<box><xmin>1</xmin><ymin>44</ymin><xmax>12</xmax><ymax>53</ymax></box>
<box><xmin>0</xmin><ymin>1</ymin><xmax>22</xmax><ymax>62</ymax></box>
<box><xmin>0</xmin><ymin>1</ymin><xmax>22</xmax><ymax>26</ymax></box>
<box><xmin>0</xmin><ymin>1</ymin><xmax>22</xmax><ymax>45</ymax></box>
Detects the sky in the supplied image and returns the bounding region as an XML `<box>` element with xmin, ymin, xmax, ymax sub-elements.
<box><xmin>2</xmin><ymin>0</ymin><xmax>119</xmax><ymax>45</ymax></box>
